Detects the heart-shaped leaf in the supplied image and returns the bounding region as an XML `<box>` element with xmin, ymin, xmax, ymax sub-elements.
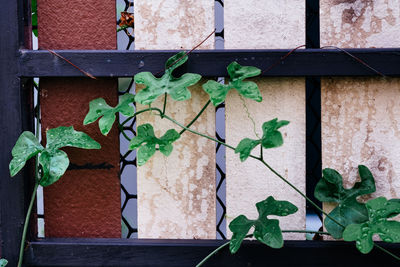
<box><xmin>229</xmin><ymin>196</ymin><xmax>297</xmax><ymax>253</ymax></box>
<box><xmin>343</xmin><ymin>197</ymin><xmax>400</xmax><ymax>254</ymax></box>
<box><xmin>202</xmin><ymin>62</ymin><xmax>262</xmax><ymax>106</ymax></box>
<box><xmin>9</xmin><ymin>131</ymin><xmax>44</xmax><ymax>177</ymax></box>
<box><xmin>234</xmin><ymin>118</ymin><xmax>289</xmax><ymax>162</ymax></box>
<box><xmin>134</xmin><ymin>53</ymin><xmax>201</xmax><ymax>105</ymax></box>
<box><xmin>9</xmin><ymin>126</ymin><xmax>101</xmax><ymax>187</ymax></box>
<box><xmin>314</xmin><ymin>165</ymin><xmax>376</xmax><ymax>239</ymax></box>
<box><xmin>84</xmin><ymin>93</ymin><xmax>135</xmax><ymax>135</ymax></box>
<box><xmin>129</xmin><ymin>124</ymin><xmax>180</xmax><ymax>165</ymax></box>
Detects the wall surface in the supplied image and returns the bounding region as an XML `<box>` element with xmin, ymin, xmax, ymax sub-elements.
<box><xmin>225</xmin><ymin>0</ymin><xmax>306</xmax><ymax>239</ymax></box>
<box><xmin>321</xmin><ymin>1</ymin><xmax>400</xmax><ymax>222</ymax></box>
<box><xmin>38</xmin><ymin>0</ymin><xmax>121</xmax><ymax>237</ymax></box>
<box><xmin>135</xmin><ymin>0</ymin><xmax>216</xmax><ymax>239</ymax></box>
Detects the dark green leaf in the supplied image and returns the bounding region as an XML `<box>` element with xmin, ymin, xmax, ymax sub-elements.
<box><xmin>227</xmin><ymin>62</ymin><xmax>261</xmax><ymax>82</ymax></box>
<box><xmin>165</xmin><ymin>51</ymin><xmax>187</xmax><ymax>71</ymax></box>
<box><xmin>84</xmin><ymin>93</ymin><xmax>135</xmax><ymax>135</ymax></box>
<box><xmin>315</xmin><ymin>165</ymin><xmax>376</xmax><ymax>239</ymax></box>
<box><xmin>9</xmin><ymin>131</ymin><xmax>44</xmax><ymax>177</ymax></box>
<box><xmin>234</xmin><ymin>118</ymin><xmax>289</xmax><ymax>162</ymax></box>
<box><xmin>343</xmin><ymin>197</ymin><xmax>400</xmax><ymax>254</ymax></box>
<box><xmin>129</xmin><ymin>124</ymin><xmax>180</xmax><ymax>165</ymax></box>
<box><xmin>254</xmin><ymin>218</ymin><xmax>283</xmax><ymax>248</ymax></box>
<box><xmin>235</xmin><ymin>138</ymin><xmax>260</xmax><ymax>162</ymax></box>
<box><xmin>38</xmin><ymin>150</ymin><xmax>69</xmax><ymax>187</ymax></box>
<box><xmin>203</xmin><ymin>62</ymin><xmax>262</xmax><ymax>106</ymax></box>
<box><xmin>261</xmin><ymin>119</ymin><xmax>290</xmax><ymax>149</ymax></box>
<box><xmin>228</xmin><ymin>196</ymin><xmax>297</xmax><ymax>254</ymax></box>
<box><xmin>0</xmin><ymin>258</ymin><xmax>8</xmax><ymax>267</ymax></box>
<box><xmin>134</xmin><ymin>53</ymin><xmax>201</xmax><ymax>105</ymax></box>
<box><xmin>229</xmin><ymin>215</ymin><xmax>254</xmax><ymax>254</ymax></box>
<box><xmin>31</xmin><ymin>0</ymin><xmax>38</xmax><ymax>37</ymax></box>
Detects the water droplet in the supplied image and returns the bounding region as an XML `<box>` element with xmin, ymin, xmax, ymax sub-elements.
<box><xmin>138</xmin><ymin>60</ymin><xmax>145</xmax><ymax>68</ymax></box>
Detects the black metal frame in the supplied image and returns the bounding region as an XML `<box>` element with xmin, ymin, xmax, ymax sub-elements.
<box><xmin>2</xmin><ymin>0</ymin><xmax>400</xmax><ymax>266</ymax></box>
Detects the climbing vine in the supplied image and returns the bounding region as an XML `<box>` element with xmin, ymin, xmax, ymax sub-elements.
<box><xmin>8</xmin><ymin>52</ymin><xmax>400</xmax><ymax>267</ymax></box>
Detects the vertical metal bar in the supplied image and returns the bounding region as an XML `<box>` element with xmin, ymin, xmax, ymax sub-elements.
<box><xmin>0</xmin><ymin>0</ymin><xmax>32</xmax><ymax>265</ymax></box>
<box><xmin>305</xmin><ymin>0</ymin><xmax>322</xmax><ymax>212</ymax></box>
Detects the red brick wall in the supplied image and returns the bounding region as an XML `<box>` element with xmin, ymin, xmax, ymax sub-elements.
<box><xmin>38</xmin><ymin>0</ymin><xmax>121</xmax><ymax>237</ymax></box>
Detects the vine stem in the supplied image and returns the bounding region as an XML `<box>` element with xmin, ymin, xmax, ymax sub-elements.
<box><xmin>112</xmin><ymin>98</ymin><xmax>399</xmax><ymax>262</ymax></box>
<box><xmin>17</xmin><ymin>182</ymin><xmax>39</xmax><ymax>267</ymax></box>
<box><xmin>196</xmin><ymin>231</ymin><xmax>330</xmax><ymax>267</ymax></box>
<box><xmin>157</xmin><ymin>110</ymin><xmax>400</xmax><ymax>262</ymax></box>
<box><xmin>179</xmin><ymin>100</ymin><xmax>211</xmax><ymax>135</ymax></box>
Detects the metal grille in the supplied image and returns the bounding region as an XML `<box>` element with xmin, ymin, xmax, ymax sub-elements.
<box><xmin>117</xmin><ymin>0</ymin><xmax>228</xmax><ymax>239</ymax></box>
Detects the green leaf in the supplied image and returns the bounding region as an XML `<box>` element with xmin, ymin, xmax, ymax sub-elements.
<box><xmin>84</xmin><ymin>93</ymin><xmax>135</xmax><ymax>135</ymax></box>
<box><xmin>234</xmin><ymin>118</ymin><xmax>289</xmax><ymax>162</ymax></box>
<box><xmin>38</xmin><ymin>150</ymin><xmax>69</xmax><ymax>187</ymax></box>
<box><xmin>165</xmin><ymin>51</ymin><xmax>187</xmax><ymax>71</ymax></box>
<box><xmin>134</xmin><ymin>53</ymin><xmax>201</xmax><ymax>105</ymax></box>
<box><xmin>31</xmin><ymin>0</ymin><xmax>38</xmax><ymax>37</ymax></box>
<box><xmin>46</xmin><ymin>126</ymin><xmax>101</xmax><ymax>151</ymax></box>
<box><xmin>229</xmin><ymin>215</ymin><xmax>254</xmax><ymax>254</ymax></box>
<box><xmin>9</xmin><ymin>131</ymin><xmax>44</xmax><ymax>177</ymax></box>
<box><xmin>261</xmin><ymin>118</ymin><xmax>290</xmax><ymax>149</ymax></box>
<box><xmin>315</xmin><ymin>165</ymin><xmax>376</xmax><ymax>239</ymax></box>
<box><xmin>343</xmin><ymin>197</ymin><xmax>400</xmax><ymax>254</ymax></box>
<box><xmin>129</xmin><ymin>124</ymin><xmax>180</xmax><ymax>165</ymax></box>
<box><xmin>202</xmin><ymin>62</ymin><xmax>262</xmax><ymax>106</ymax></box>
<box><xmin>235</xmin><ymin>138</ymin><xmax>260</xmax><ymax>162</ymax></box>
<box><xmin>0</xmin><ymin>258</ymin><xmax>8</xmax><ymax>267</ymax></box>
<box><xmin>228</xmin><ymin>196</ymin><xmax>297</xmax><ymax>254</ymax></box>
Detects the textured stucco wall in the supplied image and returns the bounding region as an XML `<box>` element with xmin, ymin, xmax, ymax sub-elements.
<box><xmin>321</xmin><ymin>1</ymin><xmax>400</xmax><ymax>229</ymax></box>
<box><xmin>135</xmin><ymin>0</ymin><xmax>216</xmax><ymax>239</ymax></box>
<box><xmin>225</xmin><ymin>0</ymin><xmax>306</xmax><ymax>239</ymax></box>
<box><xmin>38</xmin><ymin>0</ymin><xmax>121</xmax><ymax>237</ymax></box>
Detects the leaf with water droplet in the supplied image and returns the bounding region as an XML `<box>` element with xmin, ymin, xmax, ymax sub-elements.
<box><xmin>129</xmin><ymin>124</ymin><xmax>180</xmax><ymax>165</ymax></box>
<box><xmin>84</xmin><ymin>93</ymin><xmax>135</xmax><ymax>135</ymax></box>
<box><xmin>234</xmin><ymin>119</ymin><xmax>289</xmax><ymax>162</ymax></box>
<box><xmin>202</xmin><ymin>61</ymin><xmax>261</xmax><ymax>106</ymax></box>
<box><xmin>9</xmin><ymin>131</ymin><xmax>44</xmax><ymax>177</ymax></box>
<box><xmin>314</xmin><ymin>165</ymin><xmax>376</xmax><ymax>239</ymax></box>
<box><xmin>134</xmin><ymin>52</ymin><xmax>201</xmax><ymax>105</ymax></box>
<box><xmin>343</xmin><ymin>197</ymin><xmax>400</xmax><ymax>254</ymax></box>
<box><xmin>38</xmin><ymin>150</ymin><xmax>69</xmax><ymax>187</ymax></box>
<box><xmin>229</xmin><ymin>196</ymin><xmax>297</xmax><ymax>253</ymax></box>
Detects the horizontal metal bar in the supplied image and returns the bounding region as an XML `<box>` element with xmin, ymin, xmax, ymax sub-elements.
<box><xmin>18</xmin><ymin>48</ymin><xmax>400</xmax><ymax>78</ymax></box>
<box><xmin>25</xmin><ymin>238</ymin><xmax>400</xmax><ymax>266</ymax></box>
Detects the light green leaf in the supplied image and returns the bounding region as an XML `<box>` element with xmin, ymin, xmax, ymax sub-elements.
<box><xmin>234</xmin><ymin>118</ymin><xmax>289</xmax><ymax>162</ymax></box>
<box><xmin>129</xmin><ymin>124</ymin><xmax>180</xmax><ymax>165</ymax></box>
<box><xmin>261</xmin><ymin>119</ymin><xmax>290</xmax><ymax>149</ymax></box>
<box><xmin>9</xmin><ymin>131</ymin><xmax>44</xmax><ymax>177</ymax></box>
<box><xmin>202</xmin><ymin>62</ymin><xmax>262</xmax><ymax>106</ymax></box>
<box><xmin>202</xmin><ymin>80</ymin><xmax>230</xmax><ymax>106</ymax></box>
<box><xmin>343</xmin><ymin>197</ymin><xmax>400</xmax><ymax>254</ymax></box>
<box><xmin>38</xmin><ymin>150</ymin><xmax>69</xmax><ymax>187</ymax></box>
<box><xmin>315</xmin><ymin>165</ymin><xmax>376</xmax><ymax>239</ymax></box>
<box><xmin>46</xmin><ymin>126</ymin><xmax>101</xmax><ymax>151</ymax></box>
<box><xmin>134</xmin><ymin>53</ymin><xmax>201</xmax><ymax>105</ymax></box>
<box><xmin>228</xmin><ymin>196</ymin><xmax>297</xmax><ymax>254</ymax></box>
<box><xmin>84</xmin><ymin>93</ymin><xmax>135</xmax><ymax>135</ymax></box>
<box><xmin>0</xmin><ymin>259</ymin><xmax>8</xmax><ymax>267</ymax></box>
<box><xmin>235</xmin><ymin>138</ymin><xmax>260</xmax><ymax>162</ymax></box>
